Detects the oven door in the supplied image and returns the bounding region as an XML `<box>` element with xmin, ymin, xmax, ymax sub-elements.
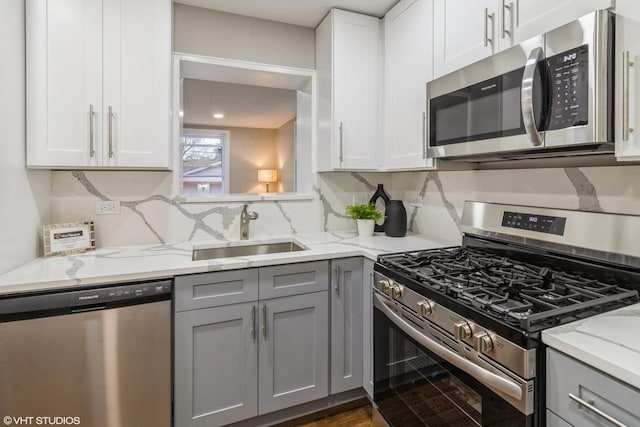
<box><xmin>373</xmin><ymin>293</ymin><xmax>534</xmax><ymax>427</ymax></box>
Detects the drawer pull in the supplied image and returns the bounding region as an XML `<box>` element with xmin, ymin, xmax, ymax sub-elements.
<box><xmin>568</xmin><ymin>393</ymin><xmax>627</xmax><ymax>427</ymax></box>
<box><xmin>250</xmin><ymin>305</ymin><xmax>256</xmax><ymax>340</ymax></box>
<box><xmin>262</xmin><ymin>303</ymin><xmax>267</xmax><ymax>338</ymax></box>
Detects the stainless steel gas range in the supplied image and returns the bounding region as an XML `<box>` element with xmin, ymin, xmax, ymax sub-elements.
<box><xmin>372</xmin><ymin>201</ymin><xmax>640</xmax><ymax>427</ymax></box>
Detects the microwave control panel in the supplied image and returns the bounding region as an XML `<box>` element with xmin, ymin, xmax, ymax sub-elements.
<box><xmin>547</xmin><ymin>44</ymin><xmax>589</xmax><ymax>130</ymax></box>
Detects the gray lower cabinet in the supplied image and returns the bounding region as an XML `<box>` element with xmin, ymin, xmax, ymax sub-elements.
<box><xmin>259</xmin><ymin>261</ymin><xmax>329</xmax><ymax>299</ymax></box>
<box><xmin>174</xmin><ymin>302</ymin><xmax>258</xmax><ymax>427</ymax></box>
<box><xmin>330</xmin><ymin>257</ymin><xmax>364</xmax><ymax>394</ymax></box>
<box><xmin>546</xmin><ymin>348</ymin><xmax>640</xmax><ymax>426</ymax></box>
<box><xmin>258</xmin><ymin>292</ymin><xmax>329</xmax><ymax>414</ymax></box>
<box><xmin>174</xmin><ymin>261</ymin><xmax>330</xmax><ymax>426</ymax></box>
<box><xmin>174</xmin><ymin>268</ymin><xmax>259</xmax><ymax>311</ymax></box>
<box><xmin>546</xmin><ymin>410</ymin><xmax>573</xmax><ymax>427</ymax></box>
<box><xmin>362</xmin><ymin>258</ymin><xmax>374</xmax><ymax>398</ymax></box>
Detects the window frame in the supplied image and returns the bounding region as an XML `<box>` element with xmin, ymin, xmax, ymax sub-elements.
<box><xmin>181</xmin><ymin>128</ymin><xmax>230</xmax><ymax>195</ymax></box>
<box><xmin>172</xmin><ymin>53</ymin><xmax>315</xmax><ymax>203</ymax></box>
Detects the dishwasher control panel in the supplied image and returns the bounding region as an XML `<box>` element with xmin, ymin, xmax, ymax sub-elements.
<box><xmin>0</xmin><ymin>280</ymin><xmax>172</xmax><ymax>316</ymax></box>
<box><xmin>71</xmin><ymin>281</ymin><xmax>172</xmax><ymax>306</ymax></box>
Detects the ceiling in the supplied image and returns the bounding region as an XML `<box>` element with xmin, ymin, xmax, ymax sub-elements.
<box><xmin>183</xmin><ymin>79</ymin><xmax>297</xmax><ymax>129</ymax></box>
<box><xmin>174</xmin><ymin>0</ymin><xmax>399</xmax><ymax>28</ymax></box>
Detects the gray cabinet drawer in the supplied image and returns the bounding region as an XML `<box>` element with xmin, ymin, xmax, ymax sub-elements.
<box><xmin>175</xmin><ymin>269</ymin><xmax>259</xmax><ymax>311</ymax></box>
<box><xmin>259</xmin><ymin>261</ymin><xmax>329</xmax><ymax>299</ymax></box>
<box><xmin>546</xmin><ymin>348</ymin><xmax>640</xmax><ymax>427</ymax></box>
<box><xmin>546</xmin><ymin>410</ymin><xmax>572</xmax><ymax>427</ymax></box>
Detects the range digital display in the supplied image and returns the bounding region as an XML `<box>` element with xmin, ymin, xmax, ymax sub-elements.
<box><xmin>501</xmin><ymin>211</ymin><xmax>566</xmax><ymax>235</ymax></box>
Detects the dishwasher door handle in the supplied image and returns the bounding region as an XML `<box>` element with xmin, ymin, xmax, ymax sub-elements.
<box><xmin>71</xmin><ymin>305</ymin><xmax>107</xmax><ymax>313</ymax></box>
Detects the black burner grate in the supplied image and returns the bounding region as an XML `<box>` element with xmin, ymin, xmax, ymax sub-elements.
<box><xmin>378</xmin><ymin>247</ymin><xmax>639</xmax><ymax>331</ymax></box>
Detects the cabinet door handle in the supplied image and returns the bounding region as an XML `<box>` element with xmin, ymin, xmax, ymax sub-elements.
<box><xmin>262</xmin><ymin>303</ymin><xmax>267</xmax><ymax>338</ymax></box>
<box><xmin>108</xmin><ymin>106</ymin><xmax>114</xmax><ymax>158</ymax></box>
<box><xmin>251</xmin><ymin>305</ymin><xmax>256</xmax><ymax>340</ymax></box>
<box><xmin>338</xmin><ymin>121</ymin><xmax>344</xmax><ymax>163</ymax></box>
<box><xmin>89</xmin><ymin>104</ymin><xmax>96</xmax><ymax>158</ymax></box>
<box><xmin>422</xmin><ymin>111</ymin><xmax>427</xmax><ymax>159</ymax></box>
<box><xmin>334</xmin><ymin>265</ymin><xmax>341</xmax><ymax>296</ymax></box>
<box><xmin>568</xmin><ymin>393</ymin><xmax>627</xmax><ymax>427</ymax></box>
<box><xmin>501</xmin><ymin>0</ymin><xmax>511</xmax><ymax>39</ymax></box>
<box><xmin>623</xmin><ymin>51</ymin><xmax>635</xmax><ymax>141</ymax></box>
<box><xmin>484</xmin><ymin>8</ymin><xmax>494</xmax><ymax>47</ymax></box>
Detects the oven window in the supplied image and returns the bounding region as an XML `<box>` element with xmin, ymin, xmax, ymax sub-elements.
<box><xmin>374</xmin><ymin>307</ymin><xmax>530</xmax><ymax>426</ymax></box>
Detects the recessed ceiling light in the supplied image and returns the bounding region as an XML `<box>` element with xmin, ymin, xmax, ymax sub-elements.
<box><xmin>213</xmin><ymin>113</ymin><xmax>224</xmax><ymax>119</ymax></box>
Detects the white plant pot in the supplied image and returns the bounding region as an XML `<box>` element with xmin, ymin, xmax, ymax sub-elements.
<box><xmin>356</xmin><ymin>219</ymin><xmax>375</xmax><ymax>237</ymax></box>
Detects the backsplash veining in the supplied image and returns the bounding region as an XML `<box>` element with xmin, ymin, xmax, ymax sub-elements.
<box><xmin>50</xmin><ymin>171</ymin><xmax>391</xmax><ymax>247</ymax></box>
<box><xmin>50</xmin><ymin>166</ymin><xmax>640</xmax><ymax>248</ymax></box>
<box><xmin>391</xmin><ymin>166</ymin><xmax>640</xmax><ymax>243</ymax></box>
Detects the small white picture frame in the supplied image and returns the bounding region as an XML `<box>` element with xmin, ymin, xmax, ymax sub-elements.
<box><xmin>43</xmin><ymin>221</ymin><xmax>96</xmax><ymax>258</ymax></box>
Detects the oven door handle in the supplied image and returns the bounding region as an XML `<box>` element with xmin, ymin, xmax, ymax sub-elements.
<box><xmin>521</xmin><ymin>46</ymin><xmax>544</xmax><ymax>147</ymax></box>
<box><xmin>375</xmin><ymin>294</ymin><xmax>523</xmax><ymax>401</ymax></box>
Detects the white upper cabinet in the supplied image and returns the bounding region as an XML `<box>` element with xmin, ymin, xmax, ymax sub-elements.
<box><xmin>433</xmin><ymin>0</ymin><xmax>614</xmax><ymax>79</ymax></box>
<box><xmin>316</xmin><ymin>9</ymin><xmax>381</xmax><ymax>171</ymax></box>
<box><xmin>383</xmin><ymin>0</ymin><xmax>435</xmax><ymax>170</ymax></box>
<box><xmin>505</xmin><ymin>0</ymin><xmax>614</xmax><ymax>48</ymax></box>
<box><xmin>102</xmin><ymin>0</ymin><xmax>171</xmax><ymax>168</ymax></box>
<box><xmin>27</xmin><ymin>0</ymin><xmax>171</xmax><ymax>169</ymax></box>
<box><xmin>615</xmin><ymin>0</ymin><xmax>640</xmax><ymax>161</ymax></box>
<box><xmin>433</xmin><ymin>0</ymin><xmax>496</xmax><ymax>78</ymax></box>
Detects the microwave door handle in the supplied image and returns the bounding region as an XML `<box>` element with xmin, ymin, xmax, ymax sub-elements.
<box><xmin>374</xmin><ymin>293</ymin><xmax>524</xmax><ymax>401</ymax></box>
<box><xmin>521</xmin><ymin>47</ymin><xmax>544</xmax><ymax>147</ymax></box>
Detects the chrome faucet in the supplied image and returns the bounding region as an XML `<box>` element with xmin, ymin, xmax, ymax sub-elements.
<box><xmin>240</xmin><ymin>204</ymin><xmax>258</xmax><ymax>240</ymax></box>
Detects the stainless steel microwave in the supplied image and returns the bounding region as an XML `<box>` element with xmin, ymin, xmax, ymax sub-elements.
<box><xmin>427</xmin><ymin>9</ymin><xmax>614</xmax><ymax>161</ymax></box>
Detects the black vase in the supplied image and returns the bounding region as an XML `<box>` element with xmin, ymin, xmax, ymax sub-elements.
<box><xmin>369</xmin><ymin>184</ymin><xmax>390</xmax><ymax>232</ymax></box>
<box><xmin>385</xmin><ymin>200</ymin><xmax>407</xmax><ymax>237</ymax></box>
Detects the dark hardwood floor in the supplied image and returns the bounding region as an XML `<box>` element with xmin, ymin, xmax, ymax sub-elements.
<box><xmin>275</xmin><ymin>398</ymin><xmax>373</xmax><ymax>427</ymax></box>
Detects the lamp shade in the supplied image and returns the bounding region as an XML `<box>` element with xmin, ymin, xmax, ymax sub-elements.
<box><xmin>257</xmin><ymin>169</ymin><xmax>278</xmax><ymax>183</ymax></box>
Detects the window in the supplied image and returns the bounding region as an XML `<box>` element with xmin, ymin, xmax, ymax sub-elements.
<box><xmin>174</xmin><ymin>55</ymin><xmax>315</xmax><ymax>201</ymax></box>
<box><xmin>182</xmin><ymin>129</ymin><xmax>229</xmax><ymax>196</ymax></box>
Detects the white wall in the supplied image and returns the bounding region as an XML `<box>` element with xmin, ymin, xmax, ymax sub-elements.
<box><xmin>0</xmin><ymin>0</ymin><xmax>51</xmax><ymax>274</ymax></box>
<box><xmin>173</xmin><ymin>4</ymin><xmax>316</xmax><ymax>69</ymax></box>
<box><xmin>226</xmin><ymin>127</ymin><xmax>277</xmax><ymax>193</ymax></box>
<box><xmin>275</xmin><ymin>118</ymin><xmax>295</xmax><ymax>192</ymax></box>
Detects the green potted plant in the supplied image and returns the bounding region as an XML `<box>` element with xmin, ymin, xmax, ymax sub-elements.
<box><xmin>345</xmin><ymin>203</ymin><xmax>384</xmax><ymax>237</ymax></box>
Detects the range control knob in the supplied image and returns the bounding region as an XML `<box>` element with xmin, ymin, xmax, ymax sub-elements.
<box><xmin>453</xmin><ymin>321</ymin><xmax>472</xmax><ymax>340</ymax></box>
<box><xmin>417</xmin><ymin>300</ymin><xmax>435</xmax><ymax>317</ymax></box>
<box><xmin>473</xmin><ymin>331</ymin><xmax>494</xmax><ymax>353</ymax></box>
<box><xmin>379</xmin><ymin>279</ymin><xmax>392</xmax><ymax>294</ymax></box>
<box><xmin>391</xmin><ymin>284</ymin><xmax>404</xmax><ymax>299</ymax></box>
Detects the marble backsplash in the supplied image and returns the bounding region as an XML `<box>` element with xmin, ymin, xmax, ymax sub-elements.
<box><xmin>50</xmin><ymin>165</ymin><xmax>640</xmax><ymax>248</ymax></box>
<box><xmin>50</xmin><ymin>171</ymin><xmax>392</xmax><ymax>247</ymax></box>
<box><xmin>391</xmin><ymin>165</ymin><xmax>640</xmax><ymax>243</ymax></box>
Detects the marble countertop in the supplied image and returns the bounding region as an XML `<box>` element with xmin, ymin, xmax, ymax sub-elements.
<box><xmin>542</xmin><ymin>303</ymin><xmax>640</xmax><ymax>390</ymax></box>
<box><xmin>0</xmin><ymin>231</ymin><xmax>456</xmax><ymax>295</ymax></box>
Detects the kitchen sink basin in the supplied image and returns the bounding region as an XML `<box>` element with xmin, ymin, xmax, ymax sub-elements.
<box><xmin>192</xmin><ymin>241</ymin><xmax>307</xmax><ymax>261</ymax></box>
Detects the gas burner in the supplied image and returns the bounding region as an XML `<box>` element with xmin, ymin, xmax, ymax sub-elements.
<box><xmin>377</xmin><ymin>244</ymin><xmax>640</xmax><ymax>332</ymax></box>
<box><xmin>380</xmin><ymin>247</ymin><xmax>514</xmax><ymax>278</ymax></box>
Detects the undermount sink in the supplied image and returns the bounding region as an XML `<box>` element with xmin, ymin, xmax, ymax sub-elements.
<box><xmin>192</xmin><ymin>241</ymin><xmax>307</xmax><ymax>261</ymax></box>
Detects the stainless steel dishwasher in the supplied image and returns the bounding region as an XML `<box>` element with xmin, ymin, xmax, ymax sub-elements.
<box><xmin>0</xmin><ymin>279</ymin><xmax>172</xmax><ymax>427</ymax></box>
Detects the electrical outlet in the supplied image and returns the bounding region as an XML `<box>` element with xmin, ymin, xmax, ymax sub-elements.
<box><xmin>96</xmin><ymin>200</ymin><xmax>121</xmax><ymax>215</ymax></box>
